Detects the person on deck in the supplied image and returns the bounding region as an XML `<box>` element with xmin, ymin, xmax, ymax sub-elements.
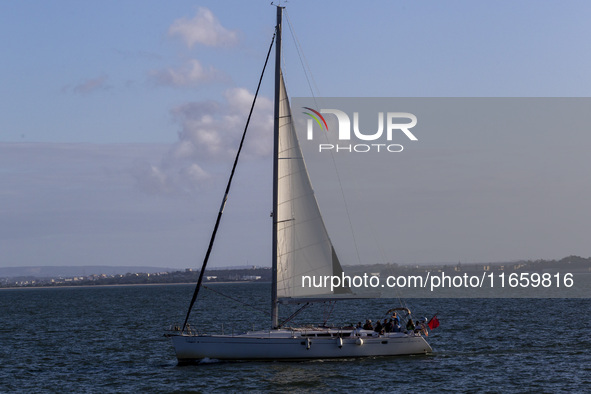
<box><xmin>415</xmin><ymin>319</ymin><xmax>427</xmax><ymax>335</ymax></box>
<box><xmin>363</xmin><ymin>320</ymin><xmax>373</xmax><ymax>330</ymax></box>
<box><xmin>382</xmin><ymin>319</ymin><xmax>392</xmax><ymax>332</ymax></box>
<box><xmin>406</xmin><ymin>318</ymin><xmax>415</xmax><ymax>332</ymax></box>
<box><xmin>352</xmin><ymin>322</ymin><xmax>363</xmax><ymax>336</ymax></box>
<box><xmin>384</xmin><ymin>319</ymin><xmax>394</xmax><ymax>333</ymax></box>
<box><xmin>374</xmin><ymin>319</ymin><xmax>383</xmax><ymax>334</ymax></box>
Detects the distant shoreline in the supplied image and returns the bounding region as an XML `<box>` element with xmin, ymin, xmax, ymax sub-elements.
<box><xmin>0</xmin><ymin>281</ymin><xmax>267</xmax><ymax>291</ymax></box>
<box><xmin>2</xmin><ymin>256</ymin><xmax>589</xmax><ymax>289</ymax></box>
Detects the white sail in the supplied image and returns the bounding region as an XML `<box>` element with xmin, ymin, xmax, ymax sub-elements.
<box><xmin>276</xmin><ymin>73</ymin><xmax>349</xmax><ymax>300</ymax></box>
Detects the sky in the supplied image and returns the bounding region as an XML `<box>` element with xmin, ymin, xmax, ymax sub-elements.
<box><xmin>1</xmin><ymin>1</ymin><xmax>590</xmax><ymax>269</ymax></box>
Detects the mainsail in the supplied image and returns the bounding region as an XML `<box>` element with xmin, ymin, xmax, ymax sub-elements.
<box><xmin>275</xmin><ymin>72</ymin><xmax>350</xmax><ymax>300</ymax></box>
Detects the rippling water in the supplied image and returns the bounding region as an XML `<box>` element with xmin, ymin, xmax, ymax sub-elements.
<box><xmin>1</xmin><ymin>283</ymin><xmax>589</xmax><ymax>392</ymax></box>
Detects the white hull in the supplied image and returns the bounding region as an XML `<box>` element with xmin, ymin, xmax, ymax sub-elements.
<box><xmin>170</xmin><ymin>329</ymin><xmax>432</xmax><ymax>363</ymax></box>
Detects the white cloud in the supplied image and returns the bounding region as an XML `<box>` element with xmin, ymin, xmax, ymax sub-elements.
<box><xmin>150</xmin><ymin>59</ymin><xmax>226</xmax><ymax>87</ymax></box>
<box><xmin>72</xmin><ymin>75</ymin><xmax>109</xmax><ymax>94</ymax></box>
<box><xmin>182</xmin><ymin>163</ymin><xmax>210</xmax><ymax>183</ymax></box>
<box><xmin>168</xmin><ymin>7</ymin><xmax>238</xmax><ymax>48</ymax></box>
<box><xmin>171</xmin><ymin>87</ymin><xmax>273</xmax><ymax>160</ymax></box>
<box><xmin>132</xmin><ymin>159</ymin><xmax>212</xmax><ymax>196</ymax></box>
<box><xmin>133</xmin><ymin>87</ymin><xmax>272</xmax><ymax>195</ymax></box>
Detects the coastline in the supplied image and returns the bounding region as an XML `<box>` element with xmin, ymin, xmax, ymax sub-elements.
<box><xmin>0</xmin><ymin>281</ymin><xmax>267</xmax><ymax>291</ymax></box>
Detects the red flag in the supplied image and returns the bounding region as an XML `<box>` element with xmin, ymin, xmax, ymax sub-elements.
<box><xmin>428</xmin><ymin>315</ymin><xmax>440</xmax><ymax>330</ymax></box>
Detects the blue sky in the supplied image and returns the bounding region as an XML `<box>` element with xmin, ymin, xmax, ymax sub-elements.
<box><xmin>3</xmin><ymin>1</ymin><xmax>591</xmax><ymax>143</ymax></box>
<box><xmin>1</xmin><ymin>1</ymin><xmax>590</xmax><ymax>269</ymax></box>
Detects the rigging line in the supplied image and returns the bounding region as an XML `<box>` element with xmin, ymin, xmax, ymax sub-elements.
<box><xmin>279</xmin><ymin>302</ymin><xmax>310</xmax><ymax>328</ymax></box>
<box><xmin>311</xmin><ymin>118</ymin><xmax>363</xmax><ymax>266</ymax></box>
<box><xmin>284</xmin><ymin>11</ymin><xmax>362</xmax><ymax>266</ymax></box>
<box><xmin>322</xmin><ymin>301</ymin><xmax>337</xmax><ymax>326</ymax></box>
<box><xmin>330</xmin><ymin>136</ymin><xmax>390</xmax><ymax>267</ymax></box>
<box><xmin>285</xmin><ymin>10</ymin><xmax>319</xmax><ymax>99</ymax></box>
<box><xmin>181</xmin><ymin>31</ymin><xmax>277</xmax><ymax>333</ymax></box>
<box><xmin>202</xmin><ymin>285</ymin><xmax>271</xmax><ymax>317</ymax></box>
<box><xmin>324</xmin><ymin>141</ymin><xmax>363</xmax><ymax>266</ymax></box>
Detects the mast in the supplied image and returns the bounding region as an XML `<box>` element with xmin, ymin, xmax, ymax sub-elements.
<box><xmin>271</xmin><ymin>5</ymin><xmax>283</xmax><ymax>329</ymax></box>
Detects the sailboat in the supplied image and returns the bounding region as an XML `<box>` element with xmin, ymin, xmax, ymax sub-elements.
<box><xmin>168</xmin><ymin>6</ymin><xmax>432</xmax><ymax>362</ymax></box>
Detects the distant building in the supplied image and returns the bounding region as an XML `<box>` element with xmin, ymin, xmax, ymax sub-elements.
<box><xmin>241</xmin><ymin>275</ymin><xmax>262</xmax><ymax>281</ymax></box>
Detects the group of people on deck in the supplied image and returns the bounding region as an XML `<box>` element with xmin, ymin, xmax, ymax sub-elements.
<box><xmin>355</xmin><ymin>313</ymin><xmax>427</xmax><ymax>336</ymax></box>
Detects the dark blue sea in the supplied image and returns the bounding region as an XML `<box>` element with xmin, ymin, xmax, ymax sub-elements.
<box><xmin>1</xmin><ymin>282</ymin><xmax>590</xmax><ymax>392</ymax></box>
